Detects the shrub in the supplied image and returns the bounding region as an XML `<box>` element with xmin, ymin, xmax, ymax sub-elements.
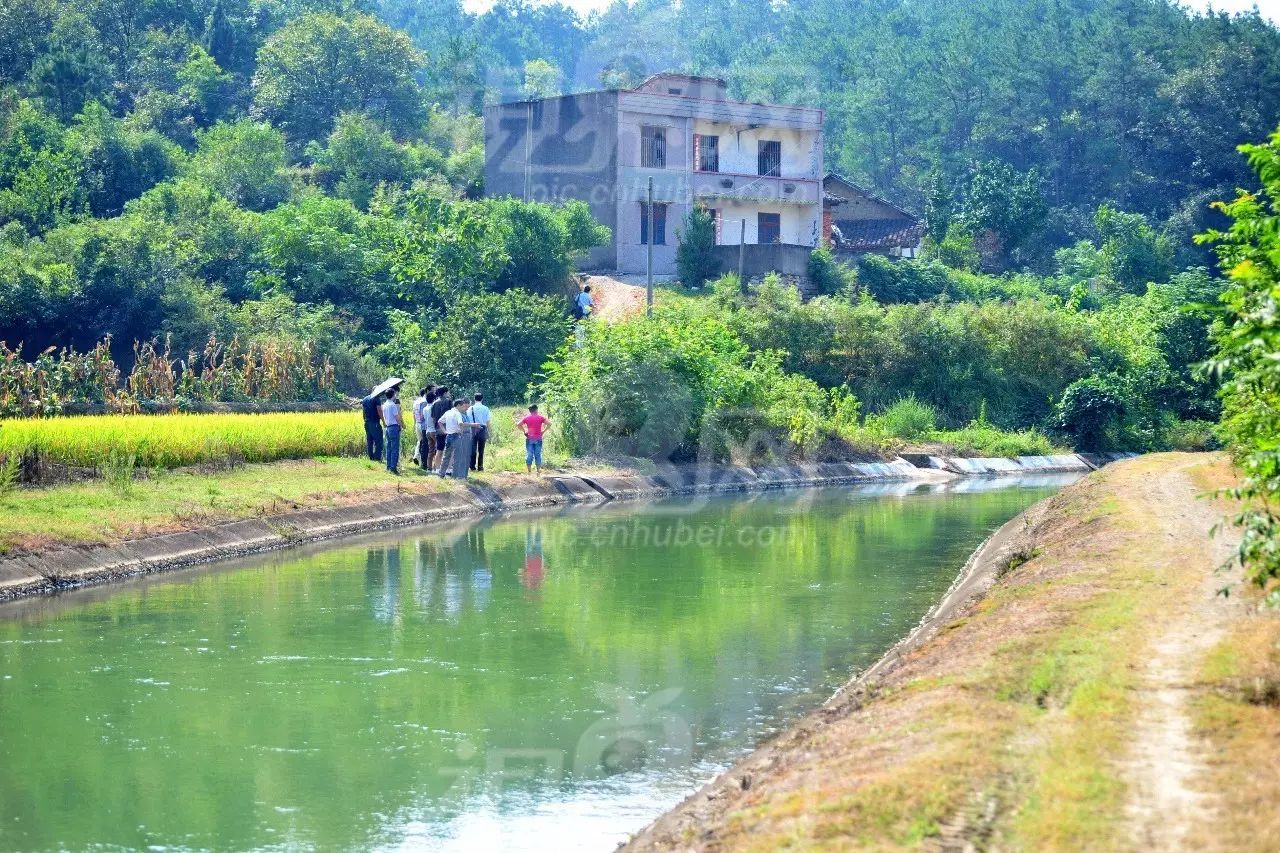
<box><xmin>1198</xmin><ymin>127</ymin><xmax>1280</xmax><ymax>599</ymax></box>
<box><xmin>807</xmin><ymin>247</ymin><xmax>856</xmax><ymax>296</ymax></box>
<box><xmin>676</xmin><ymin>207</ymin><xmax>719</xmax><ymax>288</ymax></box>
<box><xmin>866</xmin><ymin>395</ymin><xmax>939</xmax><ymax>441</ymax></box>
<box><xmin>1054</xmin><ymin>375</ymin><xmax>1125</xmax><ymax>451</ymax></box>
<box><xmin>1160</xmin><ymin>418</ymin><xmax>1220</xmax><ymax>452</ymax></box>
<box><xmin>418</xmin><ymin>289</ymin><xmax>571</xmax><ymax>402</ymax></box>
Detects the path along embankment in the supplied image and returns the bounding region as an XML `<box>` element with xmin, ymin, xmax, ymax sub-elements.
<box><xmin>0</xmin><ymin>453</ymin><xmax>1124</xmax><ymax>603</ymax></box>
<box><xmin>624</xmin><ymin>453</ymin><xmax>1280</xmax><ymax>851</ymax></box>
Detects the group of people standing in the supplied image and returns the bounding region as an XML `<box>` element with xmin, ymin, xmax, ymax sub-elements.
<box><xmin>361</xmin><ymin>385</ymin><xmax>550</xmax><ymax>477</ymax></box>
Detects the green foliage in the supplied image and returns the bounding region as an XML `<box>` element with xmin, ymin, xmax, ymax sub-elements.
<box><xmin>188</xmin><ymin>120</ymin><xmax>292</xmax><ymax>211</ymax></box>
<box><xmin>676</xmin><ymin>207</ymin><xmax>718</xmax><ymax>288</ymax></box>
<box><xmin>857</xmin><ymin>255</ymin><xmax>951</xmax><ymax>303</ymax></box>
<box><xmin>931</xmin><ymin>225</ymin><xmax>980</xmax><ymax>272</ymax></box>
<box><xmin>955</xmin><ymin>160</ymin><xmax>1047</xmax><ymax>266</ymax></box>
<box><xmin>1054</xmin><ymin>376</ymin><xmax>1125</xmax><ymax>452</ymax></box>
<box><xmin>806</xmin><ymin>247</ymin><xmax>855</xmax><ymax>297</ymax></box>
<box><xmin>251</xmin><ymin>13</ymin><xmax>424</xmax><ymax>147</ymax></box>
<box><xmin>418</xmin><ymin>289</ymin><xmax>571</xmax><ymax>402</ymax></box>
<box><xmin>1094</xmin><ymin>205</ymin><xmax>1175</xmax><ymax>293</ymax></box>
<box><xmin>866</xmin><ymin>395</ymin><xmax>939</xmax><ymax>441</ymax></box>
<box><xmin>539</xmin><ymin>308</ymin><xmax>828</xmax><ymax>462</ymax></box>
<box><xmin>1199</xmin><ymin>127</ymin><xmax>1280</xmax><ymax>600</ymax></box>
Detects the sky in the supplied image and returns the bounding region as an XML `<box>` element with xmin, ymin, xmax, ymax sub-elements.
<box><xmin>459</xmin><ymin>0</ymin><xmax>1280</xmax><ymax>22</ymax></box>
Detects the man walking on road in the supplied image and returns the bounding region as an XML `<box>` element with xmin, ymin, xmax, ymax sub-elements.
<box><xmin>468</xmin><ymin>393</ymin><xmax>491</xmax><ymax>471</ymax></box>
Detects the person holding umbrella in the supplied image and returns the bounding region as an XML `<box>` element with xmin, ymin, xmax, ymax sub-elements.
<box><xmin>364</xmin><ymin>378</ymin><xmax>403</xmax><ymax>464</ymax></box>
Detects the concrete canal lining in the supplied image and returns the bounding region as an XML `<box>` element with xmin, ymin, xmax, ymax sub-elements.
<box><xmin>0</xmin><ymin>453</ymin><xmax>1131</xmax><ymax>604</ymax></box>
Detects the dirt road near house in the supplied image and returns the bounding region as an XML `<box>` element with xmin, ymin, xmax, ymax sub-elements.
<box><xmin>625</xmin><ymin>453</ymin><xmax>1280</xmax><ymax>851</ymax></box>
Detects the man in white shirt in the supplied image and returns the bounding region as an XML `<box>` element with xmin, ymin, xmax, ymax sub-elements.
<box><xmin>436</xmin><ymin>398</ymin><xmax>479</xmax><ymax>477</ymax></box>
<box><xmin>381</xmin><ymin>389</ymin><xmax>404</xmax><ymax>475</ymax></box>
<box><xmin>468</xmin><ymin>393</ymin><xmax>492</xmax><ymax>471</ymax></box>
<box><xmin>410</xmin><ymin>386</ymin><xmax>430</xmax><ymax>466</ymax></box>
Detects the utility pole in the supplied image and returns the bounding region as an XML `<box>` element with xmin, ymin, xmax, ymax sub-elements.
<box><xmin>738</xmin><ymin>219</ymin><xmax>747</xmax><ymax>295</ymax></box>
<box><xmin>646</xmin><ymin>177</ymin><xmax>654</xmax><ymax>318</ymax></box>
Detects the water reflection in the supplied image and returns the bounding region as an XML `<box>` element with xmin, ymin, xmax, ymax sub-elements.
<box><xmin>0</xmin><ymin>474</ymin><xmax>1078</xmax><ymax>852</ymax></box>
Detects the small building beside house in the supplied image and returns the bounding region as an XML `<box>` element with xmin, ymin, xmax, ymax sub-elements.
<box><xmin>484</xmin><ymin>73</ymin><xmax>825</xmax><ymax>276</ymax></box>
<box><xmin>823</xmin><ymin>172</ymin><xmax>924</xmax><ymax>259</ymax></box>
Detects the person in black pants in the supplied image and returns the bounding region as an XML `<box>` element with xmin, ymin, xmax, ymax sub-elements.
<box><xmin>427</xmin><ymin>386</ymin><xmax>452</xmax><ymax>470</ymax></box>
<box><xmin>361</xmin><ymin>391</ymin><xmax>384</xmax><ymax>461</ymax></box>
<box><xmin>468</xmin><ymin>393</ymin><xmax>491</xmax><ymax>471</ymax></box>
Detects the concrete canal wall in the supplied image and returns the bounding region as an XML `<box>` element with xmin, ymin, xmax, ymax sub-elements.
<box><xmin>0</xmin><ymin>453</ymin><xmax>1132</xmax><ymax>603</ymax></box>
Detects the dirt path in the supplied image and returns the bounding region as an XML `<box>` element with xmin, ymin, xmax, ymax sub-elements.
<box><xmin>623</xmin><ymin>453</ymin><xmax>1272</xmax><ymax>851</ymax></box>
<box><xmin>581</xmin><ymin>274</ymin><xmax>663</xmax><ymax>322</ymax></box>
<box><xmin>1122</xmin><ymin>463</ymin><xmax>1237</xmax><ymax>848</ymax></box>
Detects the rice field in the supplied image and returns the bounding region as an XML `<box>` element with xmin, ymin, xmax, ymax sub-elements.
<box><xmin>0</xmin><ymin>406</ymin><xmax>552</xmax><ymax>474</ymax></box>
<box><xmin>0</xmin><ymin>411</ymin><xmax>373</xmax><ymax>470</ymax></box>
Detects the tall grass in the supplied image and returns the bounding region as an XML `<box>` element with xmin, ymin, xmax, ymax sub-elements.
<box><xmin>0</xmin><ymin>412</ymin><xmax>370</xmax><ymax>471</ymax></box>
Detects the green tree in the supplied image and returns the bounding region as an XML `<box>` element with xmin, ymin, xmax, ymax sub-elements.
<box><xmin>251</xmin><ymin>12</ymin><xmax>424</xmax><ymax>146</ymax></box>
<box><xmin>1199</xmin><ymin>127</ymin><xmax>1280</xmax><ymax>599</ymax></box>
<box><xmin>676</xmin><ymin>207</ymin><xmax>718</xmax><ymax>288</ymax></box>
<box><xmin>310</xmin><ymin>112</ymin><xmax>412</xmax><ymax>209</ymax></box>
<box><xmin>519</xmin><ymin>59</ymin><xmax>561</xmax><ymax>100</ymax></box>
<box><xmin>1094</xmin><ymin>205</ymin><xmax>1174</xmax><ymax>293</ymax></box>
<box><xmin>187</xmin><ymin>120</ymin><xmax>291</xmax><ymax>211</ymax></box>
<box><xmin>419</xmin><ymin>289</ymin><xmax>571</xmax><ymax>401</ymax></box>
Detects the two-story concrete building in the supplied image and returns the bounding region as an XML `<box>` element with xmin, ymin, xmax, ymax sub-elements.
<box><xmin>484</xmin><ymin>73</ymin><xmax>824</xmax><ymax>276</ymax></box>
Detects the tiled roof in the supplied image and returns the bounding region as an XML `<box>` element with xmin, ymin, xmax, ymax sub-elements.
<box><xmin>833</xmin><ymin>218</ymin><xmax>925</xmax><ymax>251</ymax></box>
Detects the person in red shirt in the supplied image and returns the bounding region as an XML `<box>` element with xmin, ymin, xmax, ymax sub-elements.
<box><xmin>518</xmin><ymin>404</ymin><xmax>550</xmax><ymax>474</ymax></box>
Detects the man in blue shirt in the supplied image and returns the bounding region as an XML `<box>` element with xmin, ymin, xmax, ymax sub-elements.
<box><xmin>468</xmin><ymin>393</ymin><xmax>492</xmax><ymax>471</ymax></box>
<box><xmin>360</xmin><ymin>392</ymin><xmax>384</xmax><ymax>461</ymax></box>
<box><xmin>574</xmin><ymin>285</ymin><xmax>594</xmax><ymax>319</ymax></box>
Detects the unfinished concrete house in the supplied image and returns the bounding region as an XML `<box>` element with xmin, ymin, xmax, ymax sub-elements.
<box><xmin>483</xmin><ymin>73</ymin><xmax>825</xmax><ymax>277</ymax></box>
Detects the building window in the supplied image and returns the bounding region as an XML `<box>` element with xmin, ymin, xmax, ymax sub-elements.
<box><xmin>758</xmin><ymin>212</ymin><xmax>781</xmax><ymax>244</ymax></box>
<box><xmin>640</xmin><ymin>202</ymin><xmax>668</xmax><ymax>245</ymax></box>
<box><xmin>668</xmin><ymin>87</ymin><xmax>682</xmax><ymax>95</ymax></box>
<box><xmin>641</xmin><ymin>125</ymin><xmax>666</xmax><ymax>168</ymax></box>
<box><xmin>695</xmin><ymin>134</ymin><xmax>719</xmax><ymax>172</ymax></box>
<box><xmin>758</xmin><ymin>140</ymin><xmax>781</xmax><ymax>177</ymax></box>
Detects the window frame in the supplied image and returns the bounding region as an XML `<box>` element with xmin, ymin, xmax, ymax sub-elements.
<box><xmin>641</xmin><ymin>125</ymin><xmax>667</xmax><ymax>169</ymax></box>
<box><xmin>757</xmin><ymin>139</ymin><xmax>782</xmax><ymax>177</ymax></box>
<box><xmin>695</xmin><ymin>134</ymin><xmax>719</xmax><ymax>172</ymax></box>
<box><xmin>757</xmin><ymin>212</ymin><xmax>781</xmax><ymax>244</ymax></box>
<box><xmin>640</xmin><ymin>202</ymin><xmax>668</xmax><ymax>246</ymax></box>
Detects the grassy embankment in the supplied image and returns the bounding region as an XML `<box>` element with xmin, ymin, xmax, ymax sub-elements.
<box><xmin>0</xmin><ymin>393</ymin><xmax>1066</xmax><ymax>556</ymax></box>
<box><xmin>0</xmin><ymin>406</ymin><xmax>587</xmax><ymax>555</ymax></box>
<box><xmin>629</xmin><ymin>453</ymin><xmax>1280</xmax><ymax>850</ymax></box>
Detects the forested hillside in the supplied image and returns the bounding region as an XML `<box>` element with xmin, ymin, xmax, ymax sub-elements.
<box><xmin>0</xmin><ymin>0</ymin><xmax>1277</xmax><ymax>455</ymax></box>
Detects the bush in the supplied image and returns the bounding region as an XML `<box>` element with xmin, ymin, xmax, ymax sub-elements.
<box><xmin>857</xmin><ymin>255</ymin><xmax>951</xmax><ymax>303</ymax></box>
<box><xmin>1160</xmin><ymin>418</ymin><xmax>1220</xmax><ymax>452</ymax></box>
<box><xmin>807</xmin><ymin>247</ymin><xmax>856</xmax><ymax>296</ymax></box>
<box><xmin>866</xmin><ymin>395</ymin><xmax>939</xmax><ymax>441</ymax></box>
<box><xmin>1054</xmin><ymin>375</ymin><xmax>1125</xmax><ymax>451</ymax></box>
<box><xmin>1199</xmin><ymin>127</ymin><xmax>1280</xmax><ymax>600</ymax></box>
<box><xmin>539</xmin><ymin>309</ymin><xmax>828</xmax><ymax>462</ymax></box>
<box><xmin>676</xmin><ymin>207</ymin><xmax>719</xmax><ymax>288</ymax></box>
<box><xmin>417</xmin><ymin>289</ymin><xmax>571</xmax><ymax>402</ymax></box>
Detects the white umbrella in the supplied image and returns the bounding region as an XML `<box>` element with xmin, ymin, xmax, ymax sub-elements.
<box><xmin>370</xmin><ymin>377</ymin><xmax>404</xmax><ymax>397</ymax></box>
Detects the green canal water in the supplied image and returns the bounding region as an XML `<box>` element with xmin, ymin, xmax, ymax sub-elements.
<box><xmin>0</xmin><ymin>475</ymin><xmax>1077</xmax><ymax>851</ymax></box>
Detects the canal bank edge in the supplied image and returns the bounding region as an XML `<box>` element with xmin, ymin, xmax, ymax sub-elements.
<box><xmin>0</xmin><ymin>453</ymin><xmax>1125</xmax><ymax>603</ymax></box>
<box><xmin>620</xmin><ymin>482</ymin><xmax>1058</xmax><ymax>851</ymax></box>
